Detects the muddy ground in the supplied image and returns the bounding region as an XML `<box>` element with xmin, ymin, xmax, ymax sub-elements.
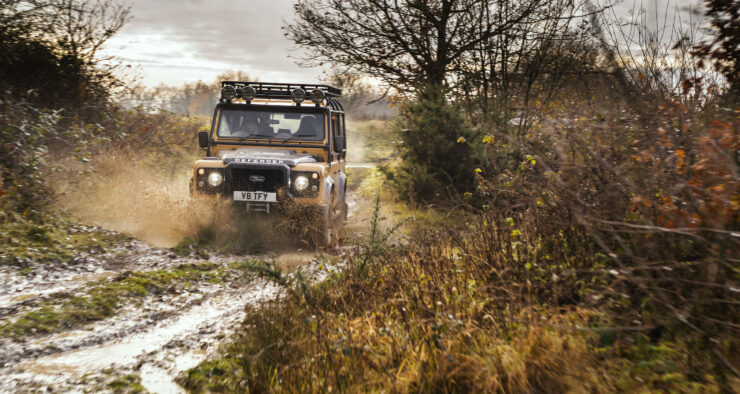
<box><xmin>0</xmin><ymin>165</ymin><xmax>376</xmax><ymax>393</ymax></box>
<box><xmin>0</xmin><ymin>230</ymin><xmax>343</xmax><ymax>393</ymax></box>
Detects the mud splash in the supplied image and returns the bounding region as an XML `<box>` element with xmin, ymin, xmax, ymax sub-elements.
<box><xmin>53</xmin><ymin>152</ymin><xmax>225</xmax><ymax>248</ymax></box>
<box><xmin>52</xmin><ymin>152</ymin><xmax>322</xmax><ymax>253</ymax></box>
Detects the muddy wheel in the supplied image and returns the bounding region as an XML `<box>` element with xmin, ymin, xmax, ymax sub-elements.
<box><xmin>340</xmin><ymin>200</ymin><xmax>348</xmax><ymax>222</ymax></box>
<box><xmin>318</xmin><ymin>204</ymin><xmax>333</xmax><ymax>247</ymax></box>
<box><xmin>339</xmin><ymin>184</ymin><xmax>348</xmax><ymax>222</ymax></box>
<box><xmin>314</xmin><ymin>193</ymin><xmax>335</xmax><ymax>248</ymax></box>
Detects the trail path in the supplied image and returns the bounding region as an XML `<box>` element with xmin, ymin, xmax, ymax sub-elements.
<box><xmin>0</xmin><ymin>238</ymin><xmax>328</xmax><ymax>393</ymax></box>
<box><xmin>0</xmin><ymin>163</ymin><xmax>370</xmax><ymax>392</ymax></box>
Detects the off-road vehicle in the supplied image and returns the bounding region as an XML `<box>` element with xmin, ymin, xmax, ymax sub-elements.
<box><xmin>191</xmin><ymin>81</ymin><xmax>348</xmax><ymax>246</ymax></box>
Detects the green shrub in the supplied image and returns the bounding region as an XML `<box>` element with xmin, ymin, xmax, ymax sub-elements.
<box><xmin>382</xmin><ymin>92</ymin><xmax>479</xmax><ymax>204</ymax></box>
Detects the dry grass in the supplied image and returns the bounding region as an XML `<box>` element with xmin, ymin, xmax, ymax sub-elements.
<box><xmin>180</xmin><ymin>200</ymin><xmax>729</xmax><ymax>392</ymax></box>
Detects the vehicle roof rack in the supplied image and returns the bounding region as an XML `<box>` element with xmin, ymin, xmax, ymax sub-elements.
<box><xmin>221</xmin><ymin>81</ymin><xmax>342</xmax><ymax>99</ymax></box>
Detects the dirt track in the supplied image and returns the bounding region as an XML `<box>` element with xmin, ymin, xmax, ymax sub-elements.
<box><xmin>0</xmin><ymin>235</ymin><xmax>334</xmax><ymax>392</ymax></box>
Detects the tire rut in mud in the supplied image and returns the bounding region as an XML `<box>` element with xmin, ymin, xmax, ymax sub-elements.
<box><xmin>0</xmin><ymin>238</ymin><xmax>298</xmax><ymax>392</ymax></box>
<box><xmin>0</xmin><ymin>238</ymin><xmax>334</xmax><ymax>393</ymax></box>
<box><xmin>0</xmin><ymin>239</ymin><xmax>239</xmax><ymax>314</ymax></box>
<box><xmin>1</xmin><ymin>280</ymin><xmax>281</xmax><ymax>393</ymax></box>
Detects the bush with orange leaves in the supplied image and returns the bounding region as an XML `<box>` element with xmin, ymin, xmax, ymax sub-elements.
<box><xmin>474</xmin><ymin>91</ymin><xmax>739</xmax><ymax>385</ymax></box>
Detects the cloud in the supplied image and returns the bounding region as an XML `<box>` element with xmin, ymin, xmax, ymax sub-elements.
<box><xmin>102</xmin><ymin>0</ymin><xmax>322</xmax><ymax>86</ymax></box>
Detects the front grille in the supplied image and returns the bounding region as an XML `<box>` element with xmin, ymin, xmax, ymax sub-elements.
<box><xmin>227</xmin><ymin>167</ymin><xmax>285</xmax><ymax>192</ymax></box>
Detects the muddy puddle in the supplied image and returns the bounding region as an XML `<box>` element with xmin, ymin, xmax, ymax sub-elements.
<box><xmin>0</xmin><ymin>244</ymin><xmax>336</xmax><ymax>393</ymax></box>
<box><xmin>5</xmin><ymin>282</ymin><xmax>278</xmax><ymax>393</ymax></box>
<box><xmin>0</xmin><ymin>240</ymin><xmax>236</xmax><ymax>314</ymax></box>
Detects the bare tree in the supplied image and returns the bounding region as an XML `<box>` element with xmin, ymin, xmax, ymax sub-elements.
<box><xmin>51</xmin><ymin>0</ymin><xmax>130</xmax><ymax>114</ymax></box>
<box><xmin>0</xmin><ymin>0</ymin><xmax>129</xmax><ymax>61</ymax></box>
<box><xmin>320</xmin><ymin>70</ymin><xmax>394</xmax><ymax>119</ymax></box>
<box><xmin>285</xmin><ymin>0</ymin><xmax>545</xmax><ymax>96</ymax></box>
<box><xmin>286</xmin><ymin>0</ymin><xmax>603</xmax><ymax>132</ymax></box>
<box><xmin>1</xmin><ymin>0</ymin><xmax>130</xmax><ymax>116</ymax></box>
<box><xmin>453</xmin><ymin>0</ymin><xmax>599</xmax><ymax>132</ymax></box>
<box><xmin>51</xmin><ymin>0</ymin><xmax>130</xmax><ymax>64</ymax></box>
<box><xmin>0</xmin><ymin>0</ymin><xmax>52</xmax><ymax>36</ymax></box>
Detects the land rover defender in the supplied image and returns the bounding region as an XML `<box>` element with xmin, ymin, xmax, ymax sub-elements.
<box><xmin>191</xmin><ymin>81</ymin><xmax>348</xmax><ymax>246</ymax></box>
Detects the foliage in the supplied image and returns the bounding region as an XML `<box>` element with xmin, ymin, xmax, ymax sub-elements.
<box><xmin>181</xmin><ymin>193</ymin><xmax>733</xmax><ymax>392</ymax></box>
<box><xmin>344</xmin><ymin>119</ymin><xmax>395</xmax><ymax>163</ymax></box>
<box><xmin>0</xmin><ymin>98</ymin><xmax>61</xmax><ymax>212</ymax></box>
<box><xmin>107</xmin><ymin>373</ymin><xmax>146</xmax><ymax>393</ymax></box>
<box><xmin>0</xmin><ymin>212</ymin><xmax>129</xmax><ymax>267</ymax></box>
<box><xmin>0</xmin><ymin>0</ymin><xmax>132</xmax><ymax>215</ymax></box>
<box><xmin>468</xmin><ymin>74</ymin><xmax>739</xmax><ymax>389</ymax></box>
<box><xmin>381</xmin><ymin>93</ymin><xmax>479</xmax><ymax>204</ymax></box>
<box><xmin>694</xmin><ymin>0</ymin><xmax>740</xmax><ymax>93</ymax></box>
<box><xmin>0</xmin><ymin>96</ymin><xmax>207</xmax><ymax>218</ymax></box>
<box><xmin>0</xmin><ymin>0</ymin><xmax>130</xmax><ymax>118</ymax></box>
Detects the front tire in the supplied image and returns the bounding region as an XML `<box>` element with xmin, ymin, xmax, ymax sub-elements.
<box><xmin>313</xmin><ymin>191</ymin><xmax>336</xmax><ymax>248</ymax></box>
<box><xmin>317</xmin><ymin>203</ymin><xmax>333</xmax><ymax>247</ymax></box>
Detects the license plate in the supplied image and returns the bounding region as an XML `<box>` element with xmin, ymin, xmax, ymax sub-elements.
<box><xmin>233</xmin><ymin>191</ymin><xmax>277</xmax><ymax>202</ymax></box>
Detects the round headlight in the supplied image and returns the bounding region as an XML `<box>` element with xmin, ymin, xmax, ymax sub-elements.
<box><xmin>291</xmin><ymin>88</ymin><xmax>306</xmax><ymax>104</ymax></box>
<box><xmin>294</xmin><ymin>175</ymin><xmax>309</xmax><ymax>191</ymax></box>
<box><xmin>309</xmin><ymin>89</ymin><xmax>325</xmax><ymax>104</ymax></box>
<box><xmin>240</xmin><ymin>86</ymin><xmax>256</xmax><ymax>101</ymax></box>
<box><xmin>207</xmin><ymin>171</ymin><xmax>223</xmax><ymax>187</ymax></box>
<box><xmin>221</xmin><ymin>85</ymin><xmax>236</xmax><ymax>102</ymax></box>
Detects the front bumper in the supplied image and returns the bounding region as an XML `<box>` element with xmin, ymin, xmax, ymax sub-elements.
<box><xmin>193</xmin><ymin>162</ymin><xmax>322</xmax><ymax>210</ymax></box>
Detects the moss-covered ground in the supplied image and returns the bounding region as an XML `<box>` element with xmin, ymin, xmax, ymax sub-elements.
<box><xmin>0</xmin><ymin>211</ymin><xmax>131</xmax><ymax>267</ymax></box>
<box><xmin>0</xmin><ymin>261</ymin><xmax>256</xmax><ymax>338</ymax></box>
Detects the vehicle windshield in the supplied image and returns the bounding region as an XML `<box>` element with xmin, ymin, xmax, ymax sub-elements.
<box><xmin>216</xmin><ymin>108</ymin><xmax>325</xmax><ymax>142</ymax></box>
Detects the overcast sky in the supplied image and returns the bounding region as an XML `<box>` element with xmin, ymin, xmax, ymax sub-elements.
<box><xmin>99</xmin><ymin>0</ymin><xmax>323</xmax><ymax>87</ymax></box>
<box><xmin>101</xmin><ymin>0</ymin><xmax>704</xmax><ymax>88</ymax></box>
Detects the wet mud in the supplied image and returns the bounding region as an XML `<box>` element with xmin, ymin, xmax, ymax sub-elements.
<box><xmin>0</xmin><ymin>236</ymin><xmax>330</xmax><ymax>393</ymax></box>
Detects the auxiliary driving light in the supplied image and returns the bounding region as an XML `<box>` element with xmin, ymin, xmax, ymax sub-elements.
<box><xmin>207</xmin><ymin>171</ymin><xmax>224</xmax><ymax>187</ymax></box>
<box><xmin>221</xmin><ymin>85</ymin><xmax>236</xmax><ymax>102</ymax></box>
<box><xmin>309</xmin><ymin>89</ymin><xmax>325</xmax><ymax>105</ymax></box>
<box><xmin>294</xmin><ymin>175</ymin><xmax>309</xmax><ymax>191</ymax></box>
<box><xmin>291</xmin><ymin>88</ymin><xmax>306</xmax><ymax>104</ymax></box>
<box><xmin>240</xmin><ymin>86</ymin><xmax>256</xmax><ymax>102</ymax></box>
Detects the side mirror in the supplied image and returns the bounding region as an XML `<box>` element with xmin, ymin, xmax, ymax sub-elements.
<box><xmin>333</xmin><ymin>135</ymin><xmax>344</xmax><ymax>152</ymax></box>
<box><xmin>198</xmin><ymin>131</ymin><xmax>209</xmax><ymax>148</ymax></box>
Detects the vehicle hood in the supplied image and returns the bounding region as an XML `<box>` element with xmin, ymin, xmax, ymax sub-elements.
<box><xmin>216</xmin><ymin>148</ymin><xmax>317</xmax><ymax>167</ymax></box>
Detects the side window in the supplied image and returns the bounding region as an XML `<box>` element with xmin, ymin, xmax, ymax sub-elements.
<box><xmin>339</xmin><ymin>114</ymin><xmax>346</xmax><ymax>143</ymax></box>
<box><xmin>331</xmin><ymin>115</ymin><xmax>340</xmax><ymax>138</ymax></box>
<box><xmin>331</xmin><ymin>115</ymin><xmax>341</xmax><ymax>153</ymax></box>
